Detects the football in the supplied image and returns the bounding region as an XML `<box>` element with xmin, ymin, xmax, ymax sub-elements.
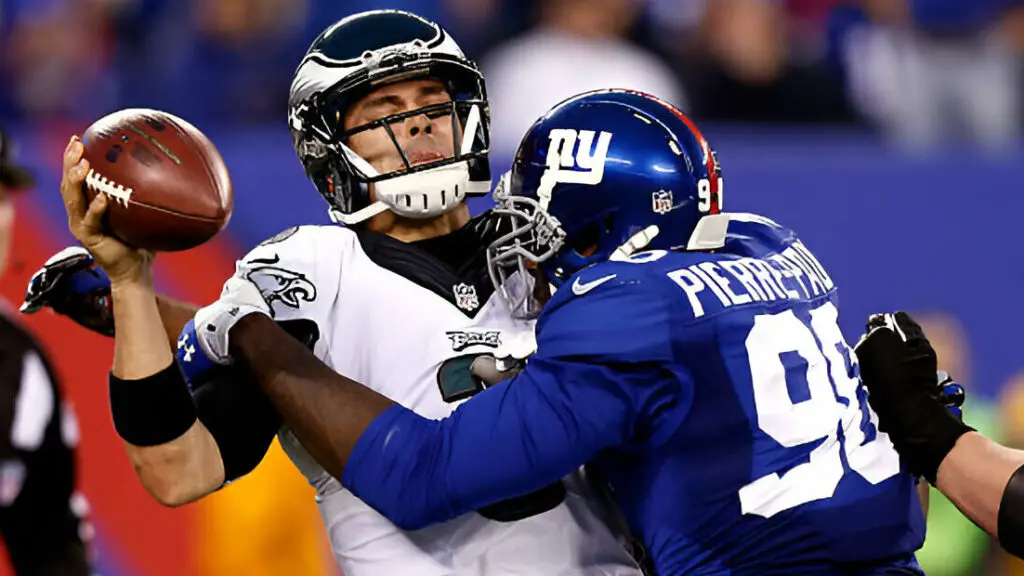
<box><xmin>81</xmin><ymin>109</ymin><xmax>233</xmax><ymax>252</ymax></box>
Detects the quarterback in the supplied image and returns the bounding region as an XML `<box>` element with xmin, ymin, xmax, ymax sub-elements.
<box><xmin>31</xmin><ymin>10</ymin><xmax>641</xmax><ymax>576</ymax></box>
<box><xmin>184</xmin><ymin>90</ymin><xmax>937</xmax><ymax>574</ymax></box>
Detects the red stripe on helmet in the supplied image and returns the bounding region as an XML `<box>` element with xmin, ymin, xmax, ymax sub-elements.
<box><xmin>617</xmin><ymin>89</ymin><xmax>722</xmax><ymax>214</ymax></box>
<box><xmin>648</xmin><ymin>95</ymin><xmax>721</xmax><ymax>214</ymax></box>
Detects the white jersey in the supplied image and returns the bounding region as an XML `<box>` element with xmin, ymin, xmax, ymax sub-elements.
<box><xmin>233</xmin><ymin>221</ymin><xmax>642</xmax><ymax>576</ymax></box>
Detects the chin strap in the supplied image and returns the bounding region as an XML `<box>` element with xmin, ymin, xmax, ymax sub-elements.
<box><xmin>609</xmin><ymin>225</ymin><xmax>660</xmax><ymax>261</ymax></box>
<box><xmin>329</xmin><ymin>202</ymin><xmax>390</xmax><ymax>225</ymax></box>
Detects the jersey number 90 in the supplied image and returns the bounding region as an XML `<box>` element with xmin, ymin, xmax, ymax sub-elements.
<box><xmin>738</xmin><ymin>301</ymin><xmax>902</xmax><ymax>518</ymax></box>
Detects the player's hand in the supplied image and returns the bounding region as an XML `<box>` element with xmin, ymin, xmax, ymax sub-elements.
<box><xmin>864</xmin><ymin>314</ymin><xmax>967</xmax><ymax>419</ymax></box>
<box><xmin>19</xmin><ymin>246</ymin><xmax>115</xmax><ymax>336</ymax></box>
<box><xmin>470</xmin><ymin>356</ymin><xmax>524</xmax><ymax>386</ymax></box>
<box><xmin>61</xmin><ymin>136</ymin><xmax>152</xmax><ymax>286</ymax></box>
<box><xmin>176</xmin><ymin>276</ymin><xmax>270</xmax><ymax>377</ymax></box>
<box><xmin>470</xmin><ymin>332</ymin><xmax>537</xmax><ymax>386</ymax></box>
<box><xmin>854</xmin><ymin>312</ymin><xmax>974</xmax><ymax>484</ymax></box>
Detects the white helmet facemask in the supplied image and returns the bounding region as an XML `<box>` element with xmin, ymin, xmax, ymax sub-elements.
<box><xmin>329</xmin><ymin>102</ymin><xmax>487</xmax><ymax>224</ymax></box>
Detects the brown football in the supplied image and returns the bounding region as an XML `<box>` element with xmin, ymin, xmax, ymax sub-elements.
<box><xmin>81</xmin><ymin>109</ymin><xmax>233</xmax><ymax>252</ymax></box>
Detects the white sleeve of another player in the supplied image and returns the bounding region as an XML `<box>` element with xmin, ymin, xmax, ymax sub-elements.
<box><xmin>232</xmin><ymin>225</ymin><xmax>346</xmax><ymax>360</ymax></box>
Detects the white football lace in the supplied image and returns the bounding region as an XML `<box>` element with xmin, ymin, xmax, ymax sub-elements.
<box><xmin>84</xmin><ymin>169</ymin><xmax>134</xmax><ymax>207</ymax></box>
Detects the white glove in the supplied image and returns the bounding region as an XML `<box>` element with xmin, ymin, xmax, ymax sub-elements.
<box><xmin>192</xmin><ymin>276</ymin><xmax>271</xmax><ymax>365</ymax></box>
<box><xmin>493</xmin><ymin>330</ymin><xmax>537</xmax><ymax>372</ymax></box>
<box><xmin>469</xmin><ymin>331</ymin><xmax>537</xmax><ymax>386</ymax></box>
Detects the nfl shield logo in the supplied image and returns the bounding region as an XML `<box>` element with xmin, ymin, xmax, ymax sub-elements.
<box><xmin>652</xmin><ymin>190</ymin><xmax>674</xmax><ymax>214</ymax></box>
<box><xmin>453</xmin><ymin>283</ymin><xmax>480</xmax><ymax>312</ymax></box>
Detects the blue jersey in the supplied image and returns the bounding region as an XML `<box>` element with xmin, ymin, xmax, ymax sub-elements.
<box><xmin>343</xmin><ymin>216</ymin><xmax>926</xmax><ymax>575</ymax></box>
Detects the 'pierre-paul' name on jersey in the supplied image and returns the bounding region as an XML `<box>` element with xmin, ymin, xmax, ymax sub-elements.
<box><xmin>669</xmin><ymin>238</ymin><xmax>834</xmax><ymax>319</ymax></box>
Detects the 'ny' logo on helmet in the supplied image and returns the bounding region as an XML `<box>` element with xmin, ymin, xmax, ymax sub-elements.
<box><xmin>537</xmin><ymin>129</ymin><xmax>613</xmax><ymax>209</ymax></box>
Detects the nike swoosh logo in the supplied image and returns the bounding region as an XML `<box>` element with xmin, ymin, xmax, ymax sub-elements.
<box><xmin>571</xmin><ymin>274</ymin><xmax>617</xmax><ymax>296</ymax></box>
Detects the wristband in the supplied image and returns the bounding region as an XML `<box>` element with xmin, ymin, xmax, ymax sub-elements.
<box><xmin>109</xmin><ymin>362</ymin><xmax>197</xmax><ymax>446</ymax></box>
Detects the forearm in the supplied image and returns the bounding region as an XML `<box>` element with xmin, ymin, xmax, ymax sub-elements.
<box><xmin>109</xmin><ymin>281</ymin><xmax>224</xmax><ymax>504</ymax></box>
<box><xmin>229</xmin><ymin>313</ymin><xmax>394</xmax><ymax>480</ymax></box>
<box><xmin>111</xmin><ymin>281</ymin><xmax>172</xmax><ymax>379</ymax></box>
<box><xmin>123</xmin><ymin>362</ymin><xmax>282</xmax><ymax>506</ymax></box>
<box><xmin>936</xmin><ymin>432</ymin><xmax>1024</xmax><ymax>535</ymax></box>
<box><xmin>229</xmin><ymin>314</ymin><xmax>636</xmax><ymax>531</ymax></box>
<box><xmin>339</xmin><ymin>357</ymin><xmax>637</xmax><ymax>530</ymax></box>
<box><xmin>127</xmin><ymin>417</ymin><xmax>224</xmax><ymax>506</ymax></box>
<box><xmin>155</xmin><ymin>294</ymin><xmax>199</xmax><ymax>349</ymax></box>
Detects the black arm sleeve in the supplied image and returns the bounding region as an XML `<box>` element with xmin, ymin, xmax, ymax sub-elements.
<box><xmin>999</xmin><ymin>463</ymin><xmax>1024</xmax><ymax>559</ymax></box>
<box><xmin>192</xmin><ymin>363</ymin><xmax>281</xmax><ymax>483</ymax></box>
<box><xmin>190</xmin><ymin>318</ymin><xmax>320</xmax><ymax>483</ymax></box>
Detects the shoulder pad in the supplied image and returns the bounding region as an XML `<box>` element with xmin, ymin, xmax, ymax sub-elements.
<box><xmin>724</xmin><ymin>213</ymin><xmax>800</xmax><ymax>257</ymax></box>
<box><xmin>723</xmin><ymin>213</ymin><xmax>835</xmax><ymax>294</ymax></box>
<box><xmin>234</xmin><ymin>225</ymin><xmax>351</xmax><ymax>324</ymax></box>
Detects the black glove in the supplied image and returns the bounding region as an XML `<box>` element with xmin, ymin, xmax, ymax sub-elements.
<box><xmin>854</xmin><ymin>312</ymin><xmax>973</xmax><ymax>484</ymax></box>
<box><xmin>20</xmin><ymin>247</ymin><xmax>115</xmax><ymax>337</ymax></box>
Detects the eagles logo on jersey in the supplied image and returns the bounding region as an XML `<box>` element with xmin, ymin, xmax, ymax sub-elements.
<box><xmin>242</xmin><ymin>256</ymin><xmax>318</xmax><ymax>318</ymax></box>
<box><xmin>446</xmin><ymin>329</ymin><xmax>501</xmax><ymax>351</ymax></box>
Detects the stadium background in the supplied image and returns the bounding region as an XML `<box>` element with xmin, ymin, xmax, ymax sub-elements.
<box><xmin>2</xmin><ymin>0</ymin><xmax>1023</xmax><ymax>574</ymax></box>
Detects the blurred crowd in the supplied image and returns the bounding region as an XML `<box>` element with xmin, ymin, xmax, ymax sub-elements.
<box><xmin>2</xmin><ymin>0</ymin><xmax>1024</xmax><ymax>153</ymax></box>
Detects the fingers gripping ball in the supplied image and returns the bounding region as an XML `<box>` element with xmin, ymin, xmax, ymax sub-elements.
<box><xmin>81</xmin><ymin>109</ymin><xmax>233</xmax><ymax>251</ymax></box>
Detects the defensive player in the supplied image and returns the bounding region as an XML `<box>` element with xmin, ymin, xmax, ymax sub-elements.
<box><xmin>31</xmin><ymin>11</ymin><xmax>641</xmax><ymax>576</ymax></box>
<box><xmin>856</xmin><ymin>312</ymin><xmax>1024</xmax><ymax>560</ymax></box>
<box><xmin>180</xmin><ymin>90</ymin><xmax>932</xmax><ymax>574</ymax></box>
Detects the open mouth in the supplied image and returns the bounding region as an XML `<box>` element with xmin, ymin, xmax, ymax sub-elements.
<box><xmin>407</xmin><ymin>149</ymin><xmax>446</xmax><ymax>166</ymax></box>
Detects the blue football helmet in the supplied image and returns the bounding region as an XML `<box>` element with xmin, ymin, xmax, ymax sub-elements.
<box><xmin>288</xmin><ymin>10</ymin><xmax>491</xmax><ymax>225</ymax></box>
<box><xmin>487</xmin><ymin>89</ymin><xmax>728</xmax><ymax>318</ymax></box>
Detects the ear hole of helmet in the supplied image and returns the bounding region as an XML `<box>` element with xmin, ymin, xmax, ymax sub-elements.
<box><xmin>570</xmin><ymin>213</ymin><xmax>615</xmax><ymax>258</ymax></box>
